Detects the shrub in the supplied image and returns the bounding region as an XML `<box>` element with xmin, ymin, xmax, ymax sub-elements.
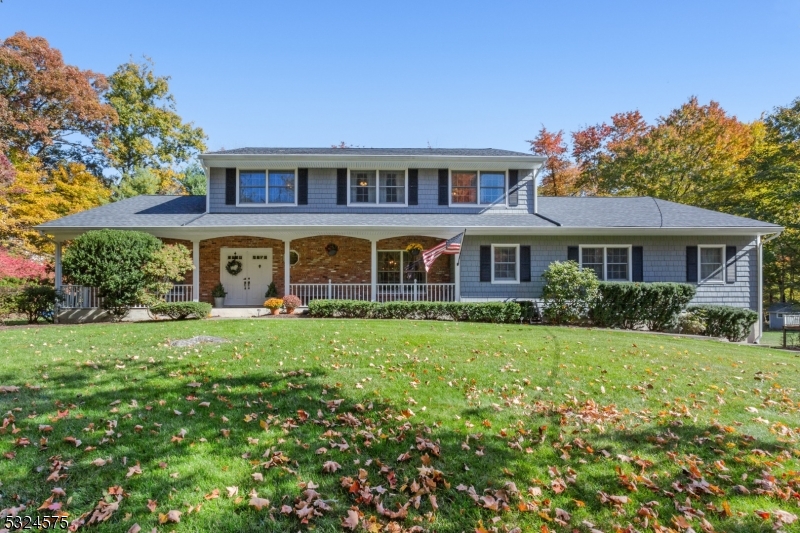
<box><xmin>265</xmin><ymin>282</ymin><xmax>278</xmax><ymax>298</ymax></box>
<box><xmin>0</xmin><ymin>277</ymin><xmax>26</xmax><ymax>322</ymax></box>
<box><xmin>282</xmin><ymin>295</ymin><xmax>301</xmax><ymax>310</ymax></box>
<box><xmin>212</xmin><ymin>283</ymin><xmax>227</xmax><ymax>298</ymax></box>
<box><xmin>675</xmin><ymin>312</ymin><xmax>706</xmax><ymax>335</ymax></box>
<box><xmin>541</xmin><ymin>261</ymin><xmax>599</xmax><ymax>325</ymax></box>
<box><xmin>264</xmin><ymin>298</ymin><xmax>284</xmax><ymax>310</ymax></box>
<box><xmin>63</xmin><ymin>229</ymin><xmax>163</xmax><ymax>319</ymax></box>
<box><xmin>686</xmin><ymin>305</ymin><xmax>758</xmax><ymax>342</ymax></box>
<box><xmin>139</xmin><ymin>244</ymin><xmax>194</xmax><ymax>307</ymax></box>
<box><xmin>0</xmin><ymin>248</ymin><xmax>48</xmax><ymax>281</ymax></box>
<box><xmin>149</xmin><ymin>301</ymin><xmax>211</xmax><ymax>320</ymax></box>
<box><xmin>307</xmin><ymin>300</ymin><xmax>522</xmax><ymax>323</ymax></box>
<box><xmin>15</xmin><ymin>285</ymin><xmax>63</xmax><ymax>323</ymax></box>
<box><xmin>590</xmin><ymin>282</ymin><xmax>696</xmax><ymax>331</ymax></box>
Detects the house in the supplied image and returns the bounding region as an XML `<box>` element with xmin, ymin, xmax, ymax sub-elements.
<box><xmin>38</xmin><ymin>147</ymin><xmax>782</xmax><ymax>341</ymax></box>
<box><xmin>768</xmin><ymin>302</ymin><xmax>800</xmax><ymax>330</ymax></box>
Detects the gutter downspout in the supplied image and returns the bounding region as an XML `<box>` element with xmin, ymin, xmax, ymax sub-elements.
<box><xmin>756</xmin><ymin>231</ymin><xmax>782</xmax><ymax>344</ymax></box>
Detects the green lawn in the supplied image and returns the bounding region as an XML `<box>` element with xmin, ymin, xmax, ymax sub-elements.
<box><xmin>0</xmin><ymin>319</ymin><xmax>798</xmax><ymax>532</ymax></box>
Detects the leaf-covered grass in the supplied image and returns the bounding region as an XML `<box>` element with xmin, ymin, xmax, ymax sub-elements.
<box><xmin>0</xmin><ymin>319</ymin><xmax>798</xmax><ymax>532</ymax></box>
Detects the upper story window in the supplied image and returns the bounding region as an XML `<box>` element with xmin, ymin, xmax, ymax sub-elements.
<box><xmin>580</xmin><ymin>245</ymin><xmax>631</xmax><ymax>281</ymax></box>
<box><xmin>238</xmin><ymin>169</ymin><xmax>296</xmax><ymax>205</ymax></box>
<box><xmin>349</xmin><ymin>170</ymin><xmax>406</xmax><ymax>205</ymax></box>
<box><xmin>451</xmin><ymin>171</ymin><xmax>506</xmax><ymax>205</ymax></box>
<box><xmin>699</xmin><ymin>245</ymin><xmax>724</xmax><ymax>283</ymax></box>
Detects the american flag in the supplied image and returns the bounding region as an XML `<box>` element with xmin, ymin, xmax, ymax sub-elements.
<box><xmin>422</xmin><ymin>232</ymin><xmax>464</xmax><ymax>272</ymax></box>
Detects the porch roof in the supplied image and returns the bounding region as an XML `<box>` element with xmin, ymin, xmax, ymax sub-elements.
<box><xmin>36</xmin><ymin>194</ymin><xmax>782</xmax><ymax>237</ymax></box>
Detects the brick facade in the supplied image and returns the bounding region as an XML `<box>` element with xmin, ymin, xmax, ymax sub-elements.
<box><xmin>376</xmin><ymin>236</ymin><xmax>451</xmax><ymax>283</ymax></box>
<box><xmin>289</xmin><ymin>236</ymin><xmax>371</xmax><ymax>284</ymax></box>
<box><xmin>199</xmin><ymin>237</ymin><xmax>285</xmax><ymax>304</ymax></box>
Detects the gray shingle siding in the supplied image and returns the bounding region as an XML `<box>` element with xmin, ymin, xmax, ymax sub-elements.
<box><xmin>460</xmin><ymin>235</ymin><xmax>757</xmax><ymax>310</ymax></box>
<box><xmin>209</xmin><ymin>168</ymin><xmax>536</xmax><ymax>214</ymax></box>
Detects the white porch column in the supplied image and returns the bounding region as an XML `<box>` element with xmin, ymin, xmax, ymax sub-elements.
<box><xmin>54</xmin><ymin>242</ymin><xmax>63</xmax><ymax>292</ymax></box>
<box><xmin>284</xmin><ymin>240</ymin><xmax>291</xmax><ymax>297</ymax></box>
<box><xmin>454</xmin><ymin>254</ymin><xmax>461</xmax><ymax>302</ymax></box>
<box><xmin>370</xmin><ymin>239</ymin><xmax>377</xmax><ymax>302</ymax></box>
<box><xmin>192</xmin><ymin>240</ymin><xmax>200</xmax><ymax>302</ymax></box>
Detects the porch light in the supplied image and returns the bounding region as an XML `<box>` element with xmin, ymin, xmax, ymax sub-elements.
<box><xmin>358</xmin><ymin>179</ymin><xmax>368</xmax><ymax>187</ymax></box>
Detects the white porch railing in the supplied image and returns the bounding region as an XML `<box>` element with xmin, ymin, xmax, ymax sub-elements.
<box><xmin>290</xmin><ymin>282</ymin><xmax>371</xmax><ymax>306</ymax></box>
<box><xmin>376</xmin><ymin>282</ymin><xmax>455</xmax><ymax>302</ymax></box>
<box><xmin>289</xmin><ymin>281</ymin><xmax>456</xmax><ymax>305</ymax></box>
<box><xmin>59</xmin><ymin>284</ymin><xmax>193</xmax><ymax>309</ymax></box>
<box><xmin>785</xmin><ymin>314</ymin><xmax>800</xmax><ymax>328</ymax></box>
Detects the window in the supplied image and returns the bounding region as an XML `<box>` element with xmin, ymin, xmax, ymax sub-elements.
<box><xmin>268</xmin><ymin>170</ymin><xmax>295</xmax><ymax>203</ymax></box>
<box><xmin>778</xmin><ymin>313</ymin><xmax>784</xmax><ymax>318</ymax></box>
<box><xmin>239</xmin><ymin>171</ymin><xmax>266</xmax><ymax>204</ymax></box>
<box><xmin>349</xmin><ymin>170</ymin><xmax>407</xmax><ymax>205</ymax></box>
<box><xmin>491</xmin><ymin>244</ymin><xmax>519</xmax><ymax>283</ymax></box>
<box><xmin>699</xmin><ymin>245</ymin><xmax>724</xmax><ymax>282</ymax></box>
<box><xmin>579</xmin><ymin>245</ymin><xmax>631</xmax><ymax>281</ymax></box>
<box><xmin>451</xmin><ymin>171</ymin><xmax>507</xmax><ymax>205</ymax></box>
<box><xmin>377</xmin><ymin>251</ymin><xmax>425</xmax><ymax>284</ymax></box>
<box><xmin>289</xmin><ymin>250</ymin><xmax>299</xmax><ymax>266</ymax></box>
<box><xmin>237</xmin><ymin>169</ymin><xmax>296</xmax><ymax>205</ymax></box>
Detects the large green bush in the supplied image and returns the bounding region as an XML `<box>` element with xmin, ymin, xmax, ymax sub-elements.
<box><xmin>63</xmin><ymin>229</ymin><xmax>163</xmax><ymax>319</ymax></box>
<box><xmin>541</xmin><ymin>261</ymin><xmax>599</xmax><ymax>325</ymax></box>
<box><xmin>686</xmin><ymin>305</ymin><xmax>758</xmax><ymax>342</ymax></box>
<box><xmin>139</xmin><ymin>244</ymin><xmax>194</xmax><ymax>307</ymax></box>
<box><xmin>15</xmin><ymin>285</ymin><xmax>63</xmax><ymax>323</ymax></box>
<box><xmin>149</xmin><ymin>301</ymin><xmax>211</xmax><ymax>320</ymax></box>
<box><xmin>590</xmin><ymin>282</ymin><xmax>696</xmax><ymax>331</ymax></box>
<box><xmin>307</xmin><ymin>300</ymin><xmax>522</xmax><ymax>323</ymax></box>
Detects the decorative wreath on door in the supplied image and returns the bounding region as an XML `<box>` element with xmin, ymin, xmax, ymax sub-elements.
<box><xmin>225</xmin><ymin>258</ymin><xmax>243</xmax><ymax>276</ymax></box>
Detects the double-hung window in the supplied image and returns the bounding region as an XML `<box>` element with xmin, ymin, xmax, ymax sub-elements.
<box><xmin>349</xmin><ymin>170</ymin><xmax>406</xmax><ymax>205</ymax></box>
<box><xmin>377</xmin><ymin>251</ymin><xmax>425</xmax><ymax>284</ymax></box>
<box><xmin>491</xmin><ymin>244</ymin><xmax>519</xmax><ymax>283</ymax></box>
<box><xmin>699</xmin><ymin>245</ymin><xmax>724</xmax><ymax>283</ymax></box>
<box><xmin>579</xmin><ymin>246</ymin><xmax>631</xmax><ymax>281</ymax></box>
<box><xmin>451</xmin><ymin>171</ymin><xmax>506</xmax><ymax>205</ymax></box>
<box><xmin>238</xmin><ymin>169</ymin><xmax>296</xmax><ymax>205</ymax></box>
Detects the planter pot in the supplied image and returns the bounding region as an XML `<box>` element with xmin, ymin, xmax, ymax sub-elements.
<box><xmin>285</xmin><ymin>307</ymin><xmax>296</xmax><ymax>315</ymax></box>
<box><xmin>214</xmin><ymin>297</ymin><xmax>224</xmax><ymax>308</ymax></box>
<box><xmin>270</xmin><ymin>308</ymin><xmax>281</xmax><ymax>315</ymax></box>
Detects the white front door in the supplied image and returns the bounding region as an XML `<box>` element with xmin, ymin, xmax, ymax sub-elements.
<box><xmin>220</xmin><ymin>247</ymin><xmax>273</xmax><ymax>306</ymax></box>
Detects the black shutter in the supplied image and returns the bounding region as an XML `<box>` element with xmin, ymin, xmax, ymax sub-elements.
<box><xmin>632</xmin><ymin>246</ymin><xmax>643</xmax><ymax>282</ymax></box>
<box><xmin>225</xmin><ymin>168</ymin><xmax>236</xmax><ymax>205</ymax></box>
<box><xmin>297</xmin><ymin>168</ymin><xmax>308</xmax><ymax>205</ymax></box>
<box><xmin>438</xmin><ymin>169</ymin><xmax>449</xmax><ymax>206</ymax></box>
<box><xmin>567</xmin><ymin>246</ymin><xmax>579</xmax><ymax>263</ymax></box>
<box><xmin>726</xmin><ymin>245</ymin><xmax>737</xmax><ymax>284</ymax></box>
<box><xmin>480</xmin><ymin>246</ymin><xmax>491</xmax><ymax>282</ymax></box>
<box><xmin>686</xmin><ymin>246</ymin><xmax>698</xmax><ymax>283</ymax></box>
<box><xmin>336</xmin><ymin>168</ymin><xmax>347</xmax><ymax>205</ymax></box>
<box><xmin>508</xmin><ymin>170</ymin><xmax>519</xmax><ymax>207</ymax></box>
<box><xmin>520</xmin><ymin>245</ymin><xmax>531</xmax><ymax>282</ymax></box>
<box><xmin>408</xmin><ymin>169</ymin><xmax>418</xmax><ymax>205</ymax></box>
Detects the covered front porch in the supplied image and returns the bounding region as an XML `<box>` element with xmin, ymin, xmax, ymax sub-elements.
<box><xmin>54</xmin><ymin>231</ymin><xmax>461</xmax><ymax>311</ymax></box>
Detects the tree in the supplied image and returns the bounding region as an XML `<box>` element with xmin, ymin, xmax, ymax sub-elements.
<box><xmin>0</xmin><ymin>156</ymin><xmax>110</xmax><ymax>253</ymax></box>
<box><xmin>527</xmin><ymin>127</ymin><xmax>582</xmax><ymax>196</ymax></box>
<box><xmin>62</xmin><ymin>229</ymin><xmax>163</xmax><ymax>318</ymax></box>
<box><xmin>180</xmin><ymin>162</ymin><xmax>206</xmax><ymax>195</ymax></box>
<box><xmin>139</xmin><ymin>244</ymin><xmax>193</xmax><ymax>307</ymax></box>
<box><xmin>0</xmin><ymin>32</ymin><xmax>116</xmax><ymax>170</ymax></box>
<box><xmin>99</xmin><ymin>59</ymin><xmax>207</xmax><ymax>178</ymax></box>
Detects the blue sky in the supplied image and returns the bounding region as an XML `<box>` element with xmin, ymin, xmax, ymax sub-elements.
<box><xmin>2</xmin><ymin>1</ymin><xmax>799</xmax><ymax>154</ymax></box>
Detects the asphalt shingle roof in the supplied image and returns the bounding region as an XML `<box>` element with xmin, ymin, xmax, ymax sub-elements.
<box><xmin>37</xmin><ymin>195</ymin><xmax>781</xmax><ymax>231</ymax></box>
<box><xmin>205</xmin><ymin>147</ymin><xmax>536</xmax><ymax>157</ymax></box>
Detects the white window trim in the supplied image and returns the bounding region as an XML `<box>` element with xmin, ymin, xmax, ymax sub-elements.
<box><xmin>698</xmin><ymin>244</ymin><xmax>726</xmax><ymax>284</ymax></box>
<box><xmin>235</xmin><ymin>168</ymin><xmax>298</xmax><ymax>207</ymax></box>
<box><xmin>376</xmin><ymin>249</ymin><xmax>426</xmax><ymax>284</ymax></box>
<box><xmin>578</xmin><ymin>245</ymin><xmax>633</xmax><ymax>282</ymax></box>
<box><xmin>449</xmin><ymin>170</ymin><xmax>508</xmax><ymax>207</ymax></box>
<box><xmin>347</xmin><ymin>169</ymin><xmax>409</xmax><ymax>207</ymax></box>
<box><xmin>490</xmin><ymin>244</ymin><xmax>520</xmax><ymax>284</ymax></box>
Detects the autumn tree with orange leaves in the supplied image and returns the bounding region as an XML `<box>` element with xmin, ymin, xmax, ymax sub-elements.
<box><xmin>526</xmin><ymin>127</ymin><xmax>582</xmax><ymax>196</ymax></box>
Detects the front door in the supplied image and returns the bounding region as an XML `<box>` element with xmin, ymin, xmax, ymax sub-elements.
<box><xmin>220</xmin><ymin>247</ymin><xmax>273</xmax><ymax>306</ymax></box>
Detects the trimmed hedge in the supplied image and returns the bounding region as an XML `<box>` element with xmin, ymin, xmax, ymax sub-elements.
<box><xmin>590</xmin><ymin>282</ymin><xmax>696</xmax><ymax>331</ymax></box>
<box><xmin>150</xmin><ymin>302</ymin><xmax>212</xmax><ymax>320</ymax></box>
<box><xmin>686</xmin><ymin>305</ymin><xmax>758</xmax><ymax>342</ymax></box>
<box><xmin>307</xmin><ymin>300</ymin><xmax>522</xmax><ymax>323</ymax></box>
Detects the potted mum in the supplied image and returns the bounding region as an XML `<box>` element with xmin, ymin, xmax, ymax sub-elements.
<box><xmin>282</xmin><ymin>295</ymin><xmax>301</xmax><ymax>314</ymax></box>
<box><xmin>264</xmin><ymin>297</ymin><xmax>284</xmax><ymax>315</ymax></box>
<box><xmin>212</xmin><ymin>283</ymin><xmax>227</xmax><ymax>308</ymax></box>
<box><xmin>405</xmin><ymin>243</ymin><xmax>423</xmax><ymax>257</ymax></box>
